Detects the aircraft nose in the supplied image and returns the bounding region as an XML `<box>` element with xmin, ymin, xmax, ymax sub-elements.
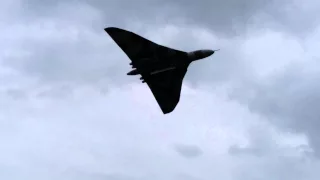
<box><xmin>202</xmin><ymin>50</ymin><xmax>214</xmax><ymax>56</ymax></box>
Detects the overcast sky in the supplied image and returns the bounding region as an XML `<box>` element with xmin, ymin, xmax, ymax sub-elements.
<box><xmin>1</xmin><ymin>0</ymin><xmax>320</xmax><ymax>179</ymax></box>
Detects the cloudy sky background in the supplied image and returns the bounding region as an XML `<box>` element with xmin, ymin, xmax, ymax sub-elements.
<box><xmin>1</xmin><ymin>0</ymin><xmax>320</xmax><ymax>179</ymax></box>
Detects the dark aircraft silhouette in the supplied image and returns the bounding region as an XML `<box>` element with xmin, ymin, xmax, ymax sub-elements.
<box><xmin>104</xmin><ymin>27</ymin><xmax>219</xmax><ymax>114</ymax></box>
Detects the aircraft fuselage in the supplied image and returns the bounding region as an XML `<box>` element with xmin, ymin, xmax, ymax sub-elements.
<box><xmin>127</xmin><ymin>49</ymin><xmax>216</xmax><ymax>76</ymax></box>
<box><xmin>187</xmin><ymin>49</ymin><xmax>215</xmax><ymax>62</ymax></box>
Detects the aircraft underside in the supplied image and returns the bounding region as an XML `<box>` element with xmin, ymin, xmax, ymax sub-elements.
<box><xmin>104</xmin><ymin>26</ymin><xmax>217</xmax><ymax>114</ymax></box>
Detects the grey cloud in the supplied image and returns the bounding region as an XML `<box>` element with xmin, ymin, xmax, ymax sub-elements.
<box><xmin>3</xmin><ymin>0</ymin><xmax>311</xmax><ymax>87</ymax></box>
<box><xmin>5</xmin><ymin>89</ymin><xmax>27</xmax><ymax>100</ymax></box>
<box><xmin>229</xmin><ymin>60</ymin><xmax>320</xmax><ymax>157</ymax></box>
<box><xmin>229</xmin><ymin>144</ymin><xmax>264</xmax><ymax>156</ymax></box>
<box><xmin>35</xmin><ymin>83</ymin><xmax>75</xmax><ymax>99</ymax></box>
<box><xmin>1</xmin><ymin>13</ymin><xmax>250</xmax><ymax>87</ymax></box>
<box><xmin>1</xmin><ymin>18</ymin><xmax>129</xmax><ymax>85</ymax></box>
<box><xmin>174</xmin><ymin>144</ymin><xmax>203</xmax><ymax>158</ymax></box>
<box><xmin>228</xmin><ymin>124</ymin><xmax>280</xmax><ymax>157</ymax></box>
<box><xmin>233</xmin><ymin>156</ymin><xmax>319</xmax><ymax>180</ymax></box>
<box><xmin>264</xmin><ymin>0</ymin><xmax>320</xmax><ymax>37</ymax></box>
<box><xmin>22</xmin><ymin>0</ymin><xmax>304</xmax><ymax>36</ymax></box>
<box><xmin>3</xmin><ymin>0</ymin><xmax>317</xmax><ymax>85</ymax></box>
<box><xmin>227</xmin><ymin>123</ymin><xmax>318</xmax><ymax>180</ymax></box>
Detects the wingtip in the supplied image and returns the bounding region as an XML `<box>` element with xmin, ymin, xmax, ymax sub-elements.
<box><xmin>104</xmin><ymin>27</ymin><xmax>126</xmax><ymax>35</ymax></box>
<box><xmin>104</xmin><ymin>27</ymin><xmax>114</xmax><ymax>32</ymax></box>
<box><xmin>161</xmin><ymin>107</ymin><xmax>175</xmax><ymax>115</ymax></box>
<box><xmin>105</xmin><ymin>26</ymin><xmax>119</xmax><ymax>31</ymax></box>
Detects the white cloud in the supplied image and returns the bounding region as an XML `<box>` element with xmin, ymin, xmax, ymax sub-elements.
<box><xmin>1</xmin><ymin>77</ymin><xmax>316</xmax><ymax>179</ymax></box>
<box><xmin>241</xmin><ymin>30</ymin><xmax>305</xmax><ymax>77</ymax></box>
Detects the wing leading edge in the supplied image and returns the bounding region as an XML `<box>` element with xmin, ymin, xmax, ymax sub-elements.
<box><xmin>104</xmin><ymin>27</ymin><xmax>188</xmax><ymax>114</ymax></box>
